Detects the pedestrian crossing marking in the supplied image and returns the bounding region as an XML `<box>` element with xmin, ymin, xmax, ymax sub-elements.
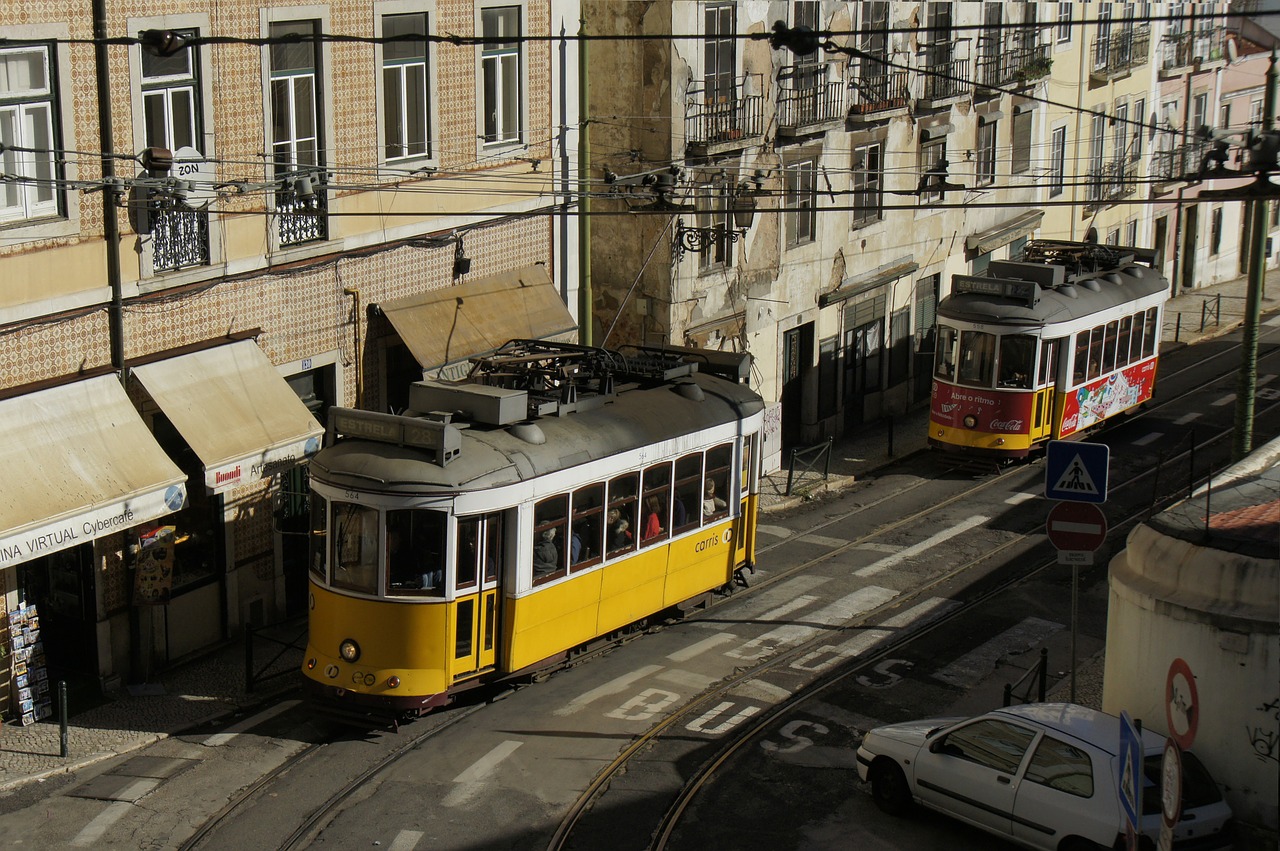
<box><xmin>1052</xmin><ymin>455</ymin><xmax>1100</xmax><ymax>496</ymax></box>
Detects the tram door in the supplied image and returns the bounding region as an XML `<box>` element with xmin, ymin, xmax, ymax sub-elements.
<box><xmin>1031</xmin><ymin>338</ymin><xmax>1060</xmax><ymax>442</ymax></box>
<box><xmin>451</xmin><ymin>513</ymin><xmax>503</xmax><ymax>680</ymax></box>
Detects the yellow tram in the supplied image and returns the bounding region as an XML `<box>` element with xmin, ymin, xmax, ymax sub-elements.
<box><xmin>302</xmin><ymin>341</ymin><xmax>765</xmax><ymax>718</ymax></box>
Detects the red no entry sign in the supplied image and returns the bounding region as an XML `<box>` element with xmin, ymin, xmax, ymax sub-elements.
<box><xmin>1046</xmin><ymin>501</ymin><xmax>1108</xmax><ymax>552</ymax></box>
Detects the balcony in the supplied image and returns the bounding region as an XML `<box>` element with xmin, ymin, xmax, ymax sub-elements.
<box><xmin>1150</xmin><ymin>138</ymin><xmax>1212</xmax><ymax>185</ymax></box>
<box><xmin>776</xmin><ymin>61</ymin><xmax>846</xmax><ymax>137</ymax></box>
<box><xmin>276</xmin><ymin>169</ymin><xmax>328</xmax><ymax>247</ymax></box>
<box><xmin>848</xmin><ymin>57</ymin><xmax>909</xmax><ymax>119</ymax></box>
<box><xmin>150</xmin><ymin>201</ymin><xmax>210</xmax><ymax>272</ymax></box>
<box><xmin>918</xmin><ymin>51</ymin><xmax>972</xmax><ymax>109</ymax></box>
<box><xmin>1090</xmin><ymin>25</ymin><xmax>1151</xmax><ymax>82</ymax></box>
<box><xmin>1086</xmin><ymin>157</ymin><xmax>1140</xmax><ymax>207</ymax></box>
<box><xmin>685</xmin><ymin>74</ymin><xmax>765</xmax><ymax>157</ymax></box>
<box><xmin>1159</xmin><ymin>31</ymin><xmax>1195</xmax><ymax>74</ymax></box>
<box><xmin>1008</xmin><ymin>41</ymin><xmax>1053</xmax><ymax>85</ymax></box>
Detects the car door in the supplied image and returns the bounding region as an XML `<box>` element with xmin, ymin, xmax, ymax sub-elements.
<box><xmin>913</xmin><ymin>718</ymin><xmax>1039</xmax><ymax>839</ymax></box>
<box><xmin>1012</xmin><ymin>734</ymin><xmax>1114</xmax><ymax>851</ymax></box>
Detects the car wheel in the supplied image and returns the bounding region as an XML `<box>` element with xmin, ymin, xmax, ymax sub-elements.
<box><xmin>869</xmin><ymin>759</ymin><xmax>913</xmax><ymax>816</ymax></box>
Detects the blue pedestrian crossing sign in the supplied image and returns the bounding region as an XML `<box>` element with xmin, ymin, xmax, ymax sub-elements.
<box><xmin>1045</xmin><ymin>440</ymin><xmax>1109</xmax><ymax>503</ymax></box>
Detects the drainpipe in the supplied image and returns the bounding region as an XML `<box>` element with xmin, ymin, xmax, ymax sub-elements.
<box><xmin>577</xmin><ymin>15</ymin><xmax>592</xmax><ymax>346</ymax></box>
<box><xmin>94</xmin><ymin>0</ymin><xmax>126</xmax><ymax>376</ymax></box>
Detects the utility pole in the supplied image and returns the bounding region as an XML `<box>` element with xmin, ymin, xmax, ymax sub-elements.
<box><xmin>1234</xmin><ymin>50</ymin><xmax>1277</xmax><ymax>461</ymax></box>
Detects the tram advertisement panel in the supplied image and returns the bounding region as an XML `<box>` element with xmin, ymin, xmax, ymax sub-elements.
<box><xmin>1061</xmin><ymin>360</ymin><xmax>1156</xmax><ymax>437</ymax></box>
<box><xmin>930</xmin><ymin>384</ymin><xmax>1035</xmax><ymax>435</ymax></box>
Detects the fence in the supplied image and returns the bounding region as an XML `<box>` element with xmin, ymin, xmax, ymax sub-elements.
<box><xmin>245</xmin><ymin>621</ymin><xmax>308</xmax><ymax>693</ymax></box>
<box><xmin>784</xmin><ymin>437</ymin><xmax>834</xmax><ymax>497</ymax></box>
<box><xmin>1002</xmin><ymin>647</ymin><xmax>1049</xmax><ymax>707</ymax></box>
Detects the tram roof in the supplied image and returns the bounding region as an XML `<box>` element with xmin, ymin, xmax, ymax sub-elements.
<box><xmin>309</xmin><ymin>370</ymin><xmax>765</xmax><ymax>495</ymax></box>
<box><xmin>938</xmin><ymin>262</ymin><xmax>1168</xmax><ymax>328</ymax></box>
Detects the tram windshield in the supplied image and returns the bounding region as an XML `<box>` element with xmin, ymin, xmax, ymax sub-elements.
<box><xmin>998</xmin><ymin>335</ymin><xmax>1035</xmax><ymax>389</ymax></box>
<box><xmin>331</xmin><ymin>502</ymin><xmax>379</xmax><ymax>594</ymax></box>
<box><xmin>934</xmin><ymin>326</ymin><xmax>958</xmax><ymax>380</ymax></box>
<box><xmin>956</xmin><ymin>330</ymin><xmax>997</xmax><ymax>388</ymax></box>
<box><xmin>387</xmin><ymin>508</ymin><xmax>446</xmax><ymax>596</ymax></box>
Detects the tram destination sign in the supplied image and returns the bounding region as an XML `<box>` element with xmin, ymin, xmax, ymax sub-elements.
<box><xmin>952</xmin><ymin>274</ymin><xmax>1039</xmax><ymax>306</ymax></box>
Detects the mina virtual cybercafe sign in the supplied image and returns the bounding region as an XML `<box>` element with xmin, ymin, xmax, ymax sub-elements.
<box><xmin>0</xmin><ymin>483</ymin><xmax>187</xmax><ymax>569</ymax></box>
<box><xmin>204</xmin><ymin>436</ymin><xmax>322</xmax><ymax>493</ymax></box>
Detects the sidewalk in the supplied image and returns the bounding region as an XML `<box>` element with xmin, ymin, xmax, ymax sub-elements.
<box><xmin>0</xmin><ymin>269</ymin><xmax>1275</xmax><ymax>797</ymax></box>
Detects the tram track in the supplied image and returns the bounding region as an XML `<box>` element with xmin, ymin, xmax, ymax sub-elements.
<box><xmin>548</xmin><ymin>388</ymin><xmax>1280</xmax><ymax>851</ymax></box>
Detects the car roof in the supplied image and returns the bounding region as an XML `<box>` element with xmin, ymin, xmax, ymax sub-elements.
<box><xmin>989</xmin><ymin>703</ymin><xmax>1159</xmax><ymax>757</ymax></box>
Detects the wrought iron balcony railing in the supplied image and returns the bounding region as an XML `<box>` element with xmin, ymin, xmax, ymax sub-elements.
<box><xmin>920</xmin><ymin>54</ymin><xmax>971</xmax><ymax>104</ymax></box>
<box><xmin>685</xmin><ymin>74</ymin><xmax>765</xmax><ymax>153</ymax></box>
<box><xmin>1151</xmin><ymin>138</ymin><xmax>1212</xmax><ymax>183</ymax></box>
<box><xmin>1091</xmin><ymin>25</ymin><xmax>1151</xmax><ymax>78</ymax></box>
<box><xmin>777</xmin><ymin>61</ymin><xmax>846</xmax><ymax>134</ymax></box>
<box><xmin>150</xmin><ymin>201</ymin><xmax>210</xmax><ymax>272</ymax></box>
<box><xmin>276</xmin><ymin>169</ymin><xmax>328</xmax><ymax>247</ymax></box>
<box><xmin>848</xmin><ymin>58</ymin><xmax>909</xmax><ymax>116</ymax></box>
<box><xmin>1086</xmin><ymin>157</ymin><xmax>1140</xmax><ymax>205</ymax></box>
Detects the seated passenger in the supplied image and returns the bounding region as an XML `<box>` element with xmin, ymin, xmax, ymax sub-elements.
<box><xmin>607</xmin><ymin>509</ymin><xmax>631</xmax><ymax>550</ymax></box>
<box><xmin>702</xmin><ymin>480</ymin><xmax>727</xmax><ymax>517</ymax></box>
<box><xmin>533</xmin><ymin>528</ymin><xmax>560</xmax><ymax>575</ymax></box>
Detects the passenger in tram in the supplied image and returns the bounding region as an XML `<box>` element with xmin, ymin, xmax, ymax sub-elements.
<box><xmin>570</xmin><ymin>528</ymin><xmax>585</xmax><ymax>564</ymax></box>
<box><xmin>672</xmin><ymin>494</ymin><xmax>688</xmax><ymax>528</ymax></box>
<box><xmin>642</xmin><ymin>496</ymin><xmax>664</xmax><ymax>541</ymax></box>
<box><xmin>702</xmin><ymin>480</ymin><xmax>727</xmax><ymax>517</ymax></box>
<box><xmin>607</xmin><ymin>509</ymin><xmax>631</xmax><ymax>550</ymax></box>
<box><xmin>533</xmin><ymin>528</ymin><xmax>560</xmax><ymax>575</ymax></box>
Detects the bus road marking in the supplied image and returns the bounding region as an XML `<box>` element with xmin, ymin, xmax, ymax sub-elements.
<box><xmin>1132</xmin><ymin>432</ymin><xmax>1162</xmax><ymax>446</ymax></box>
<box><xmin>553</xmin><ymin>664</ymin><xmax>664</xmax><ymax>716</ymax></box>
<box><xmin>756</xmin><ymin>524</ymin><xmax>791</xmax><ymax>539</ymax></box>
<box><xmin>1259</xmin><ymin>373</ymin><xmax>1276</xmax><ymax>385</ymax></box>
<box><xmin>1175</xmin><ymin>413</ymin><xmax>1201</xmax><ymax>425</ymax></box>
<box><xmin>791</xmin><ymin>597</ymin><xmax>961</xmax><ymax>674</ymax></box>
<box><xmin>1212</xmin><ymin>394</ymin><xmax>1235</xmax><ymax>407</ymax></box>
<box><xmin>667</xmin><ymin>633</ymin><xmax>738</xmax><ymax>662</ymax></box>
<box><xmin>1265</xmin><ymin>314</ymin><xmax>1280</xmax><ymax>327</ymax></box>
<box><xmin>855</xmin><ymin>516</ymin><xmax>990</xmax><ymax>577</ymax></box>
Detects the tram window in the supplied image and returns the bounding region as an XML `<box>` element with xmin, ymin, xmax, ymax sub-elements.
<box><xmin>1087</xmin><ymin>326</ymin><xmax>1104</xmax><ymax>381</ymax></box>
<box><xmin>331</xmin><ymin>502</ymin><xmax>379</xmax><ymax>594</ymax></box>
<box><xmin>1117</xmin><ymin>315</ymin><xmax>1134</xmax><ymax>368</ymax></box>
<box><xmin>934</xmin><ymin>326</ymin><xmax>958</xmax><ymax>379</ymax></box>
<box><xmin>957</xmin><ymin>330</ymin><xmax>997</xmax><ymax>388</ymax></box>
<box><xmin>533</xmin><ymin>495</ymin><xmax>568</xmax><ymax>585</ymax></box>
<box><xmin>606</xmin><ymin>473</ymin><xmax>638</xmax><ymax>557</ymax></box>
<box><xmin>455</xmin><ymin>515</ymin><xmax>480</xmax><ymax>591</ymax></box>
<box><xmin>741</xmin><ymin>437</ymin><xmax>752</xmax><ymax>495</ymax></box>
<box><xmin>1039</xmin><ymin>339</ymin><xmax>1060</xmax><ymax>387</ymax></box>
<box><xmin>483</xmin><ymin>513</ymin><xmax>501</xmax><ymax>583</ymax></box>
<box><xmin>1101</xmin><ymin>321</ymin><xmax>1119</xmax><ymax>374</ymax></box>
<box><xmin>672</xmin><ymin>454</ymin><xmax>703</xmax><ymax>535</ymax></box>
<box><xmin>1142</xmin><ymin>308</ymin><xmax>1158</xmax><ymax>357</ymax></box>
<box><xmin>1129</xmin><ymin>311</ymin><xmax>1145</xmax><ymax>363</ymax></box>
<box><xmin>386</xmin><ymin>508</ymin><xmax>446</xmax><ymax>596</ymax></box>
<box><xmin>309</xmin><ymin>495</ymin><xmax>327</xmax><ymax>581</ymax></box>
<box><xmin>641</xmin><ymin>463</ymin><xmax>672</xmax><ymax>545</ymax></box>
<box><xmin>1073</xmin><ymin>333</ymin><xmax>1090</xmax><ymax>386</ymax></box>
<box><xmin>704</xmin><ymin>443</ymin><xmax>732</xmax><ymax>521</ymax></box>
<box><xmin>998</xmin><ymin>335</ymin><xmax>1035</xmax><ymax>389</ymax></box>
<box><xmin>570</xmin><ymin>484</ymin><xmax>604</xmax><ymax>571</ymax></box>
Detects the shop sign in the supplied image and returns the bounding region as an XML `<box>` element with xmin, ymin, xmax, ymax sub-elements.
<box><xmin>204</xmin><ymin>436</ymin><xmax>322</xmax><ymax>492</ymax></box>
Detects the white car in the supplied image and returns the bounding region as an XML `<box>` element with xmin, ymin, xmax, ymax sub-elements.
<box><xmin>855</xmin><ymin>703</ymin><xmax>1233</xmax><ymax>851</ymax></box>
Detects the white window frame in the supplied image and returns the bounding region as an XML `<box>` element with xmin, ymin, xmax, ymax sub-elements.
<box><xmin>377</xmin><ymin>2</ymin><xmax>437</xmax><ymax>168</ymax></box>
<box><xmin>477</xmin><ymin>1</ymin><xmax>526</xmax><ymax>151</ymax></box>
<box><xmin>1049</xmin><ymin>125</ymin><xmax>1067</xmax><ymax>197</ymax></box>
<box><xmin>976</xmin><ymin>118</ymin><xmax>997</xmax><ymax>187</ymax></box>
<box><xmin>919</xmin><ymin>136</ymin><xmax>947</xmax><ymax>204</ymax></box>
<box><xmin>1011</xmin><ymin>109</ymin><xmax>1033</xmax><ymax>175</ymax></box>
<box><xmin>0</xmin><ymin>43</ymin><xmax>61</xmax><ymax>225</ymax></box>
<box><xmin>784</xmin><ymin>156</ymin><xmax>818</xmax><ymax>247</ymax></box>
<box><xmin>851</xmin><ymin>141</ymin><xmax>883</xmax><ymax>229</ymax></box>
<box><xmin>1056</xmin><ymin>2</ymin><xmax>1073</xmax><ymax>44</ymax></box>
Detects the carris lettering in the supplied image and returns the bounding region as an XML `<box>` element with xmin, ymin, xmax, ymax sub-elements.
<box><xmin>693</xmin><ymin>532</ymin><xmax>721</xmax><ymax>553</ymax></box>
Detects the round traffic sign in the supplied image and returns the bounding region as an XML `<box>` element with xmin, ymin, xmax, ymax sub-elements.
<box><xmin>1161</xmin><ymin>738</ymin><xmax>1183</xmax><ymax>827</ymax></box>
<box><xmin>1165</xmin><ymin>657</ymin><xmax>1199</xmax><ymax>750</ymax></box>
<box><xmin>1045</xmin><ymin>501</ymin><xmax>1108</xmax><ymax>551</ymax></box>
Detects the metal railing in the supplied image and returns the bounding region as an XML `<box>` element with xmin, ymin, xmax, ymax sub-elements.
<box><xmin>244</xmin><ymin>621</ymin><xmax>308</xmax><ymax>693</ymax></box>
<box><xmin>685</xmin><ymin>74</ymin><xmax>764</xmax><ymax>150</ymax></box>
<box><xmin>1170</xmin><ymin>294</ymin><xmax>1224</xmax><ymax>342</ymax></box>
<box><xmin>777</xmin><ymin>62</ymin><xmax>845</xmax><ymax>132</ymax></box>
<box><xmin>1151</xmin><ymin>139</ymin><xmax>1210</xmax><ymax>183</ymax></box>
<box><xmin>920</xmin><ymin>55</ymin><xmax>971</xmax><ymax>103</ymax></box>
<box><xmin>1085</xmin><ymin>157</ymin><xmax>1140</xmax><ymax>205</ymax></box>
<box><xmin>1091</xmin><ymin>25</ymin><xmax>1151</xmax><ymax>77</ymax></box>
<box><xmin>1003</xmin><ymin>647</ymin><xmax>1049</xmax><ymax>707</ymax></box>
<box><xmin>276</xmin><ymin>169</ymin><xmax>329</xmax><ymax>247</ymax></box>
<box><xmin>784</xmin><ymin>437</ymin><xmax>834</xmax><ymax>497</ymax></box>
<box><xmin>151</xmin><ymin>202</ymin><xmax>210</xmax><ymax>271</ymax></box>
<box><xmin>848</xmin><ymin>61</ymin><xmax>908</xmax><ymax>115</ymax></box>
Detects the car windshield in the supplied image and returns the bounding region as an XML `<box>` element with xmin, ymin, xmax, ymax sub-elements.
<box><xmin>1141</xmin><ymin>750</ymin><xmax>1224</xmax><ymax>815</ymax></box>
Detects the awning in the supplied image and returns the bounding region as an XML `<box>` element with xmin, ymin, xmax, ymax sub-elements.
<box><xmin>965</xmin><ymin>210</ymin><xmax>1045</xmax><ymax>255</ymax></box>
<box><xmin>819</xmin><ymin>260</ymin><xmax>920</xmax><ymax>307</ymax></box>
<box><xmin>132</xmin><ymin>340</ymin><xmax>324</xmax><ymax>493</ymax></box>
<box><xmin>379</xmin><ymin>264</ymin><xmax>578</xmax><ymax>380</ymax></box>
<box><xmin>0</xmin><ymin>376</ymin><xmax>187</xmax><ymax>569</ymax></box>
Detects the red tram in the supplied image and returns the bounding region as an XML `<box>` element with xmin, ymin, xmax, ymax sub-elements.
<box><xmin>929</xmin><ymin>240</ymin><xmax>1169</xmax><ymax>460</ymax></box>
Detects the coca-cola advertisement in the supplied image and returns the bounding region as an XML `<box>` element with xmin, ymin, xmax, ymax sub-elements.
<box><xmin>930</xmin><ymin>383</ymin><xmax>1034</xmax><ymax>433</ymax></box>
<box><xmin>1060</xmin><ymin>359</ymin><xmax>1156</xmax><ymax>437</ymax></box>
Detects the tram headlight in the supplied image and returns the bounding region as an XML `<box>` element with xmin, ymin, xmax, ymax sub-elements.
<box><xmin>339</xmin><ymin>638</ymin><xmax>361</xmax><ymax>663</ymax></box>
<box><xmin>306</xmin><ymin>658</ymin><xmax>317</xmax><ymax>670</ymax></box>
<box><xmin>963</xmin><ymin>415</ymin><xmax>978</xmax><ymax>429</ymax></box>
<box><xmin>387</xmin><ymin>676</ymin><xmax>401</xmax><ymax>689</ymax></box>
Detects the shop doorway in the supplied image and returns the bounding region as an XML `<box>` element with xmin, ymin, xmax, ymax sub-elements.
<box><xmin>18</xmin><ymin>546</ymin><xmax>100</xmax><ymax>703</ymax></box>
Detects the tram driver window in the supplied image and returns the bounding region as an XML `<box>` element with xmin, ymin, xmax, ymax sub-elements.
<box><xmin>331</xmin><ymin>502</ymin><xmax>379</xmax><ymax>595</ymax></box>
<box><xmin>704</xmin><ymin>443</ymin><xmax>732</xmax><ymax>520</ymax></box>
<box><xmin>309</xmin><ymin>495</ymin><xmax>327</xmax><ymax>581</ymax></box>
<box><xmin>386</xmin><ymin>508</ymin><xmax>446</xmax><ymax>596</ymax></box>
<box><xmin>934</xmin><ymin>326</ymin><xmax>958</xmax><ymax>379</ymax></box>
<box><xmin>533</xmin><ymin>495</ymin><xmax>568</xmax><ymax>584</ymax></box>
<box><xmin>997</xmin><ymin>335</ymin><xmax>1035</xmax><ymax>389</ymax></box>
<box><xmin>1073</xmin><ymin>333</ymin><xmax>1090</xmax><ymax>386</ymax></box>
<box><xmin>956</xmin><ymin>330</ymin><xmax>997</xmax><ymax>388</ymax></box>
<box><xmin>455</xmin><ymin>515</ymin><xmax>480</xmax><ymax>591</ymax></box>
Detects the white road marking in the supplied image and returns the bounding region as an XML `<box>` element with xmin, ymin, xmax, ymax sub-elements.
<box><xmin>443</xmin><ymin>740</ymin><xmax>523</xmax><ymax>807</ymax></box>
<box><xmin>805</xmin><ymin>598</ymin><xmax>963</xmax><ymax>666</ymax></box>
<box><xmin>655</xmin><ymin>669</ymin><xmax>720</xmax><ymax>690</ymax></box>
<box><xmin>1211</xmin><ymin>394</ymin><xmax>1235</xmax><ymax>407</ymax></box>
<box><xmin>1004</xmin><ymin>492</ymin><xmax>1036</xmax><ymax>506</ymax></box>
<box><xmin>756</xmin><ymin>524</ymin><xmax>792</xmax><ymax>539</ymax></box>
<box><xmin>202</xmin><ymin>700</ymin><xmax>301</xmax><ymax>746</ymax></box>
<box><xmin>728</xmin><ymin>586</ymin><xmax>898</xmax><ymax>661</ymax></box>
<box><xmin>666</xmin><ymin>633</ymin><xmax>738</xmax><ymax>663</ymax></box>
<box><xmin>856</xmin><ymin>542</ymin><xmax>905</xmax><ymax>554</ymax></box>
<box><xmin>71</xmin><ymin>801</ymin><xmax>135</xmax><ymax>847</ymax></box>
<box><xmin>1132</xmin><ymin>432</ymin><xmax>1162</xmax><ymax>446</ymax></box>
<box><xmin>1174</xmin><ymin>412</ymin><xmax>1201</xmax><ymax>425</ymax></box>
<box><xmin>933</xmin><ymin>617</ymin><xmax>1064</xmax><ymax>688</ymax></box>
<box><xmin>705</xmin><ymin>576</ymin><xmax>831</xmax><ymax>631</ymax></box>
<box><xmin>732</xmin><ymin>679</ymin><xmax>793</xmax><ymax>703</ymax></box>
<box><xmin>388</xmin><ymin>830</ymin><xmax>424</xmax><ymax>851</ymax></box>
<box><xmin>553</xmin><ymin>665</ymin><xmax>664</xmax><ymax>716</ymax></box>
<box><xmin>855</xmin><ymin>516</ymin><xmax>990</xmax><ymax>577</ymax></box>
<box><xmin>1265</xmin><ymin>314</ymin><xmax>1280</xmax><ymax>327</ymax></box>
<box><xmin>802</xmin><ymin>533</ymin><xmax>851</xmax><ymax>548</ymax></box>
<box><xmin>1259</xmin><ymin>374</ymin><xmax>1276</xmax><ymax>385</ymax></box>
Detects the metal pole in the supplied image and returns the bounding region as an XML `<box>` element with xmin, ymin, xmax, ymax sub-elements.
<box><xmin>245</xmin><ymin>624</ymin><xmax>255</xmax><ymax>693</ymax></box>
<box><xmin>1235</xmin><ymin>50</ymin><xmax>1277</xmax><ymax>460</ymax></box>
<box><xmin>1070</xmin><ymin>563</ymin><xmax>1078</xmax><ymax>704</ymax></box>
<box><xmin>576</xmin><ymin>16</ymin><xmax>592</xmax><ymax>346</ymax></box>
<box><xmin>93</xmin><ymin>0</ymin><xmax>125</xmax><ymax>374</ymax></box>
<box><xmin>59</xmin><ymin>680</ymin><xmax>68</xmax><ymax>758</ymax></box>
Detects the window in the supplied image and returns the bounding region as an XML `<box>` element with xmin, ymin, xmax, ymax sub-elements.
<box><xmin>1126</xmin><ymin>218</ymin><xmax>1138</xmax><ymax>246</ymax></box>
<box><xmin>1210</xmin><ymin>205</ymin><xmax>1223</xmax><ymax>255</ymax></box>
<box><xmin>934</xmin><ymin>325</ymin><xmax>958</xmax><ymax>379</ymax></box>
<box><xmin>640</xmin><ymin>462</ymin><xmax>671</xmax><ymax>545</ymax></box>
<box><xmin>697</xmin><ymin>182</ymin><xmax>733</xmax><ymax>271</ymax></box>
<box><xmin>570</xmin><ymin>484</ymin><xmax>604</xmax><ymax>570</ymax></box>
<box><xmin>1025</xmin><ymin>736</ymin><xmax>1094</xmax><ymax>797</ymax></box>
<box><xmin>919</xmin><ymin>136</ymin><xmax>946</xmax><ymax>202</ymax></box>
<box><xmin>532</xmin><ymin>494</ymin><xmax>568</xmax><ymax>583</ymax></box>
<box><xmin>1114</xmin><ymin>101</ymin><xmax>1129</xmax><ymax>162</ymax></box>
<box><xmin>957</xmin><ymin>330</ymin><xmax>997</xmax><ymax>388</ymax></box>
<box><xmin>0</xmin><ymin>44</ymin><xmax>60</xmax><ymax>223</ymax></box>
<box><xmin>1049</xmin><ymin>126</ymin><xmax>1066</xmax><ymax>197</ymax></box>
<box><xmin>1133</xmin><ymin>98</ymin><xmax>1145</xmax><ymax>162</ymax></box>
<box><xmin>998</xmin><ymin>335</ymin><xmax>1035</xmax><ymax>388</ymax></box>
<box><xmin>270</xmin><ymin>20</ymin><xmax>327</xmax><ymax>244</ymax></box>
<box><xmin>1056</xmin><ymin>2</ymin><xmax>1073</xmax><ymax>43</ymax></box>
<box><xmin>386</xmin><ymin>508</ymin><xmax>446</xmax><ymax>595</ymax></box>
<box><xmin>976</xmin><ymin>118</ymin><xmax>997</xmax><ymax>186</ymax></box>
<box><xmin>606</xmin><ymin>473</ymin><xmax>638</xmax><ymax>556</ymax></box>
<box><xmin>888</xmin><ymin>307</ymin><xmax>911</xmax><ymax>387</ymax></box>
<box><xmin>703</xmin><ymin>444</ymin><xmax>733</xmax><ymax>520</ymax></box>
<box><xmin>785</xmin><ymin>157</ymin><xmax>817</xmax><ymax>246</ymax></box>
<box><xmin>851</xmin><ymin>142</ymin><xmax>883</xmax><ymax>227</ymax></box>
<box><xmin>331</xmin><ymin>502</ymin><xmax>379</xmax><ymax>594</ymax></box>
<box><xmin>1011</xmin><ymin>110</ymin><xmax>1032</xmax><ymax>175</ymax></box>
<box><xmin>481</xmin><ymin>5</ymin><xmax>522</xmax><ymax>144</ymax></box>
<box><xmin>936</xmin><ymin>719</ymin><xmax>1037</xmax><ymax>774</ymax></box>
<box><xmin>704</xmin><ymin>3</ymin><xmax>737</xmax><ymax>104</ymax></box>
<box><xmin>672</xmin><ymin>454</ymin><xmax>703</xmax><ymax>534</ymax></box>
<box><xmin>382</xmin><ymin>12</ymin><xmax>431</xmax><ymax>161</ymax></box>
